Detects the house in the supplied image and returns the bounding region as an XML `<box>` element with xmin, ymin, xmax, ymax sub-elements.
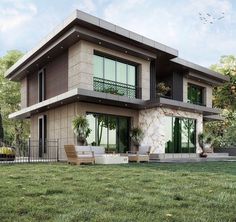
<box><xmin>5</xmin><ymin>10</ymin><xmax>229</xmax><ymax>160</ymax></box>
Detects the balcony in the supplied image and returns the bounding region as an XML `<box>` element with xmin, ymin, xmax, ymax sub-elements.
<box><xmin>93</xmin><ymin>77</ymin><xmax>141</xmax><ymax>99</ymax></box>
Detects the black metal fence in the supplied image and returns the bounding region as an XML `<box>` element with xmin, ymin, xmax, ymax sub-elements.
<box><xmin>93</xmin><ymin>77</ymin><xmax>141</xmax><ymax>99</ymax></box>
<box><xmin>0</xmin><ymin>139</ymin><xmax>59</xmax><ymax>164</ymax></box>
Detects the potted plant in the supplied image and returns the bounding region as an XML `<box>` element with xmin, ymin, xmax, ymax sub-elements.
<box><xmin>72</xmin><ymin>115</ymin><xmax>91</xmax><ymax>145</ymax></box>
<box><xmin>198</xmin><ymin>133</ymin><xmax>214</xmax><ymax>157</ymax></box>
<box><xmin>130</xmin><ymin>127</ymin><xmax>144</xmax><ymax>150</ymax></box>
<box><xmin>156</xmin><ymin>82</ymin><xmax>171</xmax><ymax>97</ymax></box>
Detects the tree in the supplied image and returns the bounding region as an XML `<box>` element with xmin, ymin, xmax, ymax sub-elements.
<box><xmin>211</xmin><ymin>55</ymin><xmax>236</xmax><ymax>111</ymax></box>
<box><xmin>205</xmin><ymin>55</ymin><xmax>236</xmax><ymax>148</ymax></box>
<box><xmin>0</xmin><ymin>109</ymin><xmax>4</xmax><ymax>142</ymax></box>
<box><xmin>0</xmin><ymin>50</ymin><xmax>30</xmax><ymax>148</ymax></box>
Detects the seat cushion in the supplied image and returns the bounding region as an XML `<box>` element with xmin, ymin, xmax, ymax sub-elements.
<box><xmin>75</xmin><ymin>146</ymin><xmax>91</xmax><ymax>152</ymax></box>
<box><xmin>78</xmin><ymin>154</ymin><xmax>93</xmax><ymax>158</ymax></box>
<box><xmin>90</xmin><ymin>146</ymin><xmax>105</xmax><ymax>155</ymax></box>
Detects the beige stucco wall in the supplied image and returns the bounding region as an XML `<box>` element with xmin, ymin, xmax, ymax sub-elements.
<box><xmin>20</xmin><ymin>77</ymin><xmax>27</xmax><ymax>108</ymax></box>
<box><xmin>139</xmin><ymin>107</ymin><xmax>203</xmax><ymax>154</ymax></box>
<box><xmin>30</xmin><ymin>102</ymin><xmax>139</xmax><ymax>160</ymax></box>
<box><xmin>68</xmin><ymin>40</ymin><xmax>150</xmax><ymax>100</ymax></box>
<box><xmin>183</xmin><ymin>76</ymin><xmax>213</xmax><ymax>107</ymax></box>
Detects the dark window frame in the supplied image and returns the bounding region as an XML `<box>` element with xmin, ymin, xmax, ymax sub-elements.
<box><xmin>38</xmin><ymin>68</ymin><xmax>45</xmax><ymax>102</ymax></box>
<box><xmin>86</xmin><ymin>112</ymin><xmax>131</xmax><ymax>153</ymax></box>
<box><xmin>93</xmin><ymin>51</ymin><xmax>138</xmax><ymax>87</ymax></box>
<box><xmin>187</xmin><ymin>83</ymin><xmax>205</xmax><ymax>106</ymax></box>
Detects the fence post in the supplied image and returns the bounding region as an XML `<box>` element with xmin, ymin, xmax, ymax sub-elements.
<box><xmin>56</xmin><ymin>139</ymin><xmax>59</xmax><ymax>162</ymax></box>
<box><xmin>28</xmin><ymin>138</ymin><xmax>31</xmax><ymax>163</ymax></box>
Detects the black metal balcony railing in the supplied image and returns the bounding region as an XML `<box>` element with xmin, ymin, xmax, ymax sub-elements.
<box><xmin>93</xmin><ymin>77</ymin><xmax>140</xmax><ymax>99</ymax></box>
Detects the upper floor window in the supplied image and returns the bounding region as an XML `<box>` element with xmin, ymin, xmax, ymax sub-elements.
<box><xmin>187</xmin><ymin>83</ymin><xmax>204</xmax><ymax>106</ymax></box>
<box><xmin>38</xmin><ymin>68</ymin><xmax>45</xmax><ymax>102</ymax></box>
<box><xmin>93</xmin><ymin>54</ymin><xmax>138</xmax><ymax>98</ymax></box>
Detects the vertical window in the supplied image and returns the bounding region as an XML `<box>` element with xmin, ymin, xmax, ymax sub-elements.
<box><xmin>38</xmin><ymin>69</ymin><xmax>45</xmax><ymax>102</ymax></box>
<box><xmin>127</xmin><ymin>65</ymin><xmax>136</xmax><ymax>86</ymax></box>
<box><xmin>93</xmin><ymin>55</ymin><xmax>103</xmax><ymax>78</ymax></box>
<box><xmin>104</xmin><ymin>58</ymin><xmax>116</xmax><ymax>81</ymax></box>
<box><xmin>38</xmin><ymin>115</ymin><xmax>47</xmax><ymax>157</ymax></box>
<box><xmin>116</xmin><ymin>62</ymin><xmax>127</xmax><ymax>84</ymax></box>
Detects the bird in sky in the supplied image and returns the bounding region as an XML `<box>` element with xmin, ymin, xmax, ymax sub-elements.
<box><xmin>198</xmin><ymin>12</ymin><xmax>225</xmax><ymax>24</ymax></box>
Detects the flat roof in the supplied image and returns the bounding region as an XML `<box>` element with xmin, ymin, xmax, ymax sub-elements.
<box><xmin>171</xmin><ymin>57</ymin><xmax>229</xmax><ymax>83</ymax></box>
<box><xmin>5</xmin><ymin>10</ymin><xmax>178</xmax><ymax>79</ymax></box>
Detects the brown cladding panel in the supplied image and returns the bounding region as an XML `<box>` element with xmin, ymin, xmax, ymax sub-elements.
<box><xmin>45</xmin><ymin>51</ymin><xmax>68</xmax><ymax>100</ymax></box>
<box><xmin>27</xmin><ymin>51</ymin><xmax>68</xmax><ymax>107</ymax></box>
<box><xmin>27</xmin><ymin>71</ymin><xmax>38</xmax><ymax>106</ymax></box>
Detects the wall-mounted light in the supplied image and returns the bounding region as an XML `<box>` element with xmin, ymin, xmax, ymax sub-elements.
<box><xmin>77</xmin><ymin>34</ymin><xmax>80</xmax><ymax>38</ymax></box>
<box><xmin>125</xmin><ymin>50</ymin><xmax>128</xmax><ymax>54</ymax></box>
<box><xmin>98</xmin><ymin>42</ymin><xmax>102</xmax><ymax>45</ymax></box>
<box><xmin>60</xmin><ymin>46</ymin><xmax>64</xmax><ymax>49</ymax></box>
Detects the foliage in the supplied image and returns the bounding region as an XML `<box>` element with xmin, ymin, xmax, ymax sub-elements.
<box><xmin>0</xmin><ymin>162</ymin><xmax>236</xmax><ymax>222</ymax></box>
<box><xmin>0</xmin><ymin>50</ymin><xmax>30</xmax><ymax>146</ymax></box>
<box><xmin>211</xmin><ymin>55</ymin><xmax>236</xmax><ymax>111</ymax></box>
<box><xmin>98</xmin><ymin>87</ymin><xmax>125</xmax><ymax>96</ymax></box>
<box><xmin>97</xmin><ymin>115</ymin><xmax>117</xmax><ymax>146</ymax></box>
<box><xmin>130</xmin><ymin>127</ymin><xmax>144</xmax><ymax>146</ymax></box>
<box><xmin>156</xmin><ymin>82</ymin><xmax>171</xmax><ymax>96</ymax></box>
<box><xmin>0</xmin><ymin>110</ymin><xmax>4</xmax><ymax>142</ymax></box>
<box><xmin>205</xmin><ymin>55</ymin><xmax>236</xmax><ymax>148</ymax></box>
<box><xmin>198</xmin><ymin>132</ymin><xmax>214</xmax><ymax>150</ymax></box>
<box><xmin>72</xmin><ymin>115</ymin><xmax>91</xmax><ymax>144</ymax></box>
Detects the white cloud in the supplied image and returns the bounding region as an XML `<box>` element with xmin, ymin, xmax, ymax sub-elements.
<box><xmin>102</xmin><ymin>0</ymin><xmax>236</xmax><ymax>67</ymax></box>
<box><xmin>0</xmin><ymin>0</ymin><xmax>37</xmax><ymax>32</ymax></box>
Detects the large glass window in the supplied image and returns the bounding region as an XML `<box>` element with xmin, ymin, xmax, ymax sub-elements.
<box><xmin>86</xmin><ymin>113</ymin><xmax>130</xmax><ymax>153</ymax></box>
<box><xmin>93</xmin><ymin>54</ymin><xmax>138</xmax><ymax>98</ymax></box>
<box><xmin>188</xmin><ymin>84</ymin><xmax>204</xmax><ymax>106</ymax></box>
<box><xmin>164</xmin><ymin>116</ymin><xmax>196</xmax><ymax>153</ymax></box>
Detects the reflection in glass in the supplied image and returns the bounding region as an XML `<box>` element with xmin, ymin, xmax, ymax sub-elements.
<box><xmin>86</xmin><ymin>113</ymin><xmax>129</xmax><ymax>153</ymax></box>
<box><xmin>93</xmin><ymin>55</ymin><xmax>103</xmax><ymax>78</ymax></box>
<box><xmin>128</xmin><ymin>65</ymin><xmax>136</xmax><ymax>86</ymax></box>
<box><xmin>117</xmin><ymin>62</ymin><xmax>127</xmax><ymax>84</ymax></box>
<box><xmin>104</xmin><ymin>58</ymin><xmax>116</xmax><ymax>81</ymax></box>
<box><xmin>164</xmin><ymin>116</ymin><xmax>196</xmax><ymax>153</ymax></box>
<box><xmin>108</xmin><ymin>116</ymin><xmax>117</xmax><ymax>152</ymax></box>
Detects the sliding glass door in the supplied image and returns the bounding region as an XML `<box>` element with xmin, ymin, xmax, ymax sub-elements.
<box><xmin>87</xmin><ymin>113</ymin><xmax>130</xmax><ymax>153</ymax></box>
<box><xmin>164</xmin><ymin>116</ymin><xmax>196</xmax><ymax>153</ymax></box>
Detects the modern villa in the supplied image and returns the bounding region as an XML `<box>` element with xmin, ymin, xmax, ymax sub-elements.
<box><xmin>5</xmin><ymin>10</ymin><xmax>229</xmax><ymax>160</ymax></box>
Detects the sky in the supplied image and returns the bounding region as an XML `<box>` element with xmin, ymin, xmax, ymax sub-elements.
<box><xmin>0</xmin><ymin>0</ymin><xmax>236</xmax><ymax>68</ymax></box>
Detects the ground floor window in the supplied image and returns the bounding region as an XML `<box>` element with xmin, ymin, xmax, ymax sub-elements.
<box><xmin>164</xmin><ymin>116</ymin><xmax>196</xmax><ymax>153</ymax></box>
<box><xmin>86</xmin><ymin>113</ymin><xmax>130</xmax><ymax>153</ymax></box>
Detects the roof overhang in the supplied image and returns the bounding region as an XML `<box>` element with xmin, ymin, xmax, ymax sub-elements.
<box><xmin>5</xmin><ymin>10</ymin><xmax>178</xmax><ymax>81</ymax></box>
<box><xmin>10</xmin><ymin>89</ymin><xmax>221</xmax><ymax>120</ymax></box>
<box><xmin>144</xmin><ymin>97</ymin><xmax>221</xmax><ymax>116</ymax></box>
<box><xmin>9</xmin><ymin>89</ymin><xmax>146</xmax><ymax>119</ymax></box>
<box><xmin>203</xmin><ymin>115</ymin><xmax>224</xmax><ymax>121</ymax></box>
<box><xmin>171</xmin><ymin>57</ymin><xmax>230</xmax><ymax>84</ymax></box>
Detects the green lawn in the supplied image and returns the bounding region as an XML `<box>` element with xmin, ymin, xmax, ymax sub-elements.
<box><xmin>0</xmin><ymin>162</ymin><xmax>236</xmax><ymax>222</ymax></box>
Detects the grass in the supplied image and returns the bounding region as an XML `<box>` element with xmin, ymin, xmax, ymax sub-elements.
<box><xmin>0</xmin><ymin>162</ymin><xmax>236</xmax><ymax>222</ymax></box>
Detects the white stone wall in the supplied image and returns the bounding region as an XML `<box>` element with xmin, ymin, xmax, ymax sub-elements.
<box><xmin>68</xmin><ymin>40</ymin><xmax>150</xmax><ymax>100</ymax></box>
<box><xmin>183</xmin><ymin>76</ymin><xmax>213</xmax><ymax>107</ymax></box>
<box><xmin>139</xmin><ymin>107</ymin><xmax>203</xmax><ymax>154</ymax></box>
